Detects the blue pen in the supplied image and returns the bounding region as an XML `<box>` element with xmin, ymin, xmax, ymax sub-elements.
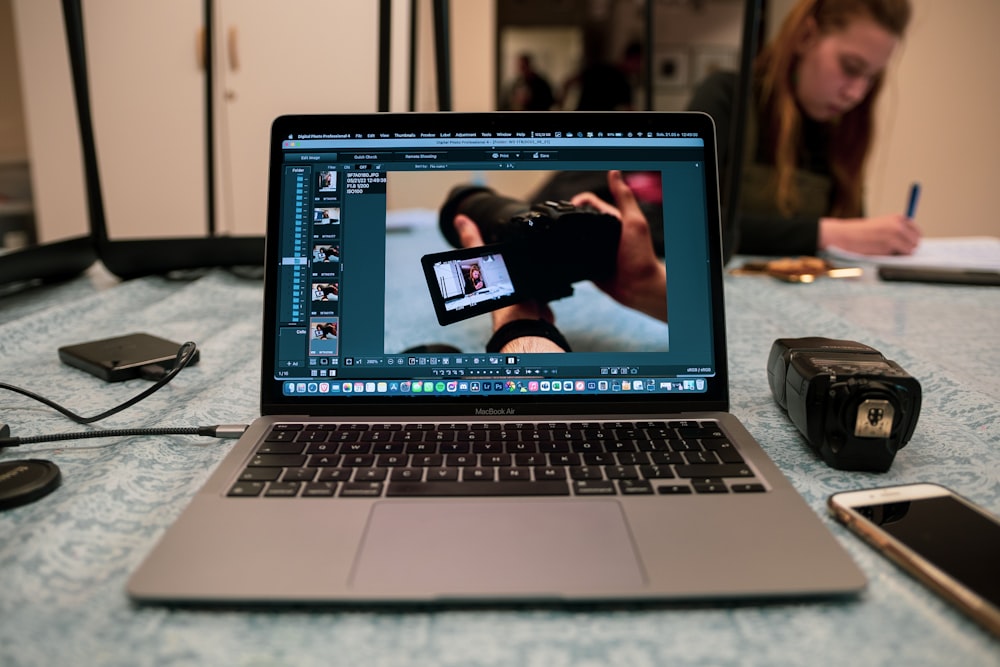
<box><xmin>906</xmin><ymin>182</ymin><xmax>921</xmax><ymax>218</ymax></box>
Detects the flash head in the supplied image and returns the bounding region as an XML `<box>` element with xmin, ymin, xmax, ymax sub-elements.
<box><xmin>767</xmin><ymin>337</ymin><xmax>922</xmax><ymax>472</ymax></box>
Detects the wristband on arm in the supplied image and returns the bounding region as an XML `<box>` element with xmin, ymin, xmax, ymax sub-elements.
<box><xmin>485</xmin><ymin>319</ymin><xmax>572</xmax><ymax>353</ymax></box>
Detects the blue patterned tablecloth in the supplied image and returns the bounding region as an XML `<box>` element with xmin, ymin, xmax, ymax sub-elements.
<box><xmin>0</xmin><ymin>253</ymin><xmax>997</xmax><ymax>666</ymax></box>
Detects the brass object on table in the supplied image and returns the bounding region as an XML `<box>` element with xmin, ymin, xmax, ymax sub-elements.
<box><xmin>730</xmin><ymin>256</ymin><xmax>863</xmax><ymax>283</ymax></box>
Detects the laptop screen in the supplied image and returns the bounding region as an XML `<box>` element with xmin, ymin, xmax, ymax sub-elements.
<box><xmin>261</xmin><ymin>112</ymin><xmax>727</xmax><ymax>416</ymax></box>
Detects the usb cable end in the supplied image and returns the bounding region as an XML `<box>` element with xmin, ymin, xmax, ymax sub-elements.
<box><xmin>198</xmin><ymin>424</ymin><xmax>249</xmax><ymax>439</ymax></box>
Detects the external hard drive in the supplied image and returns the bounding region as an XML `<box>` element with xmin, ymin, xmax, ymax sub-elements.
<box><xmin>58</xmin><ymin>333</ymin><xmax>199</xmax><ymax>382</ymax></box>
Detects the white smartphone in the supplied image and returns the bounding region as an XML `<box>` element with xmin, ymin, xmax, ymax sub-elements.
<box><xmin>828</xmin><ymin>483</ymin><xmax>1000</xmax><ymax>637</ymax></box>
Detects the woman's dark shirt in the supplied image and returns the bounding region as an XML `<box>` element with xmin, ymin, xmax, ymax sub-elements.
<box><xmin>688</xmin><ymin>70</ymin><xmax>837</xmax><ymax>256</ymax></box>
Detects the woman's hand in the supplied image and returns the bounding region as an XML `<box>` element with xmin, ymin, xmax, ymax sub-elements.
<box><xmin>819</xmin><ymin>214</ymin><xmax>921</xmax><ymax>255</ymax></box>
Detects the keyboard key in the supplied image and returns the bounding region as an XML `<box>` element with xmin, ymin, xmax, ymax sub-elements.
<box><xmin>701</xmin><ymin>439</ymin><xmax>745</xmax><ymax>464</ymax></box>
<box><xmin>650</xmin><ymin>451</ymin><xmax>684</xmax><ymax>465</ymax></box>
<box><xmin>693</xmin><ymin>481</ymin><xmax>728</xmax><ymax>494</ymax></box>
<box><xmin>297</xmin><ymin>430</ymin><xmax>329</xmax><ymax>443</ymax></box>
<box><xmin>316</xmin><ymin>468</ymin><xmax>351</xmax><ymax>482</ymax></box>
<box><xmin>239</xmin><ymin>467</ymin><xmax>282</xmax><ymax>482</ymax></box>
<box><xmin>498</xmin><ymin>467</ymin><xmax>531</xmax><ymax>481</ymax></box>
<box><xmin>583</xmin><ymin>452</ymin><xmax>615</xmax><ymax>466</ymax></box>
<box><xmin>271</xmin><ymin>423</ymin><xmax>303</xmax><ymax>432</ymax></box>
<box><xmin>515</xmin><ymin>453</ymin><xmax>546</xmax><ymax>466</ymax></box>
<box><xmin>258</xmin><ymin>442</ymin><xmax>305</xmax><ymax>454</ymax></box>
<box><xmin>281</xmin><ymin>468</ymin><xmax>317</xmax><ymax>482</ymax></box>
<box><xmin>550</xmin><ymin>453</ymin><xmax>582</xmax><ymax>466</ymax></box>
<box><xmin>463</xmin><ymin>467</ymin><xmax>494</xmax><ymax>481</ymax></box>
<box><xmin>356</xmin><ymin>468</ymin><xmax>388</xmax><ymax>482</ymax></box>
<box><xmin>481</xmin><ymin>453</ymin><xmax>512</xmax><ymax>467</ymax></box>
<box><xmin>249</xmin><ymin>454</ymin><xmax>306</xmax><ymax>468</ymax></box>
<box><xmin>675</xmin><ymin>464</ymin><xmax>754</xmax><ymax>478</ymax></box>
<box><xmin>618</xmin><ymin>479</ymin><xmax>654</xmax><ymax>495</ymax></box>
<box><xmin>657</xmin><ymin>484</ymin><xmax>693</xmax><ymax>495</ymax></box>
<box><xmin>426</xmin><ymin>467</ymin><xmax>459</xmax><ymax>481</ymax></box>
<box><xmin>340</xmin><ymin>482</ymin><xmax>384</xmax><ymax>497</ymax></box>
<box><xmin>304</xmin><ymin>442</ymin><xmax>338</xmax><ymax>455</ymax></box>
<box><xmin>731</xmin><ymin>483</ymin><xmax>766</xmax><ymax>493</ymax></box>
<box><xmin>616</xmin><ymin>452</ymin><xmax>649</xmax><ymax>465</ymax></box>
<box><xmin>677</xmin><ymin>426</ymin><xmax>726</xmax><ymax>440</ymax></box>
<box><xmin>376</xmin><ymin>454</ymin><xmax>408</xmax><ymax>467</ymax></box>
<box><xmin>228</xmin><ymin>481</ymin><xmax>265</xmax><ymax>497</ymax></box>
<box><xmin>683</xmin><ymin>450</ymin><xmax>720</xmax><ymax>465</ymax></box>
<box><xmin>605</xmin><ymin>465</ymin><xmax>639</xmax><ymax>480</ymax></box>
<box><xmin>573</xmin><ymin>480</ymin><xmax>616</xmax><ymax>495</ymax></box>
<box><xmin>302</xmin><ymin>482</ymin><xmax>338</xmax><ymax>497</ymax></box>
<box><xmin>569</xmin><ymin>466</ymin><xmax>603</xmax><ymax>480</ymax></box>
<box><xmin>386</xmin><ymin>481</ymin><xmax>569</xmax><ymax>497</ymax></box>
<box><xmin>265</xmin><ymin>482</ymin><xmax>301</xmax><ymax>497</ymax></box>
<box><xmin>307</xmin><ymin>454</ymin><xmax>340</xmax><ymax>467</ymax></box>
<box><xmin>362</xmin><ymin>430</ymin><xmax>394</xmax><ymax>443</ymax></box>
<box><xmin>639</xmin><ymin>464</ymin><xmax>674</xmax><ymax>479</ymax></box>
<box><xmin>342</xmin><ymin>454</ymin><xmax>376</xmax><ymax>467</ymax></box>
<box><xmin>412</xmin><ymin>454</ymin><xmax>444</xmax><ymax>467</ymax></box>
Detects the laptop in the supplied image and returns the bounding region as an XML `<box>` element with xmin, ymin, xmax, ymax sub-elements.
<box><xmin>128</xmin><ymin>111</ymin><xmax>864</xmax><ymax>604</ymax></box>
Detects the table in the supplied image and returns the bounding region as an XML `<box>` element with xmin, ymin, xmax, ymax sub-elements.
<box><xmin>1</xmin><ymin>260</ymin><xmax>997</xmax><ymax>667</ymax></box>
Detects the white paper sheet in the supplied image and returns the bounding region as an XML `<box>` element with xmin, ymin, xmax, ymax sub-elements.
<box><xmin>826</xmin><ymin>236</ymin><xmax>1000</xmax><ymax>271</ymax></box>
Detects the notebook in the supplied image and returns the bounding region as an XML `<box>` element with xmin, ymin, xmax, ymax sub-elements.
<box><xmin>128</xmin><ymin>111</ymin><xmax>864</xmax><ymax>604</ymax></box>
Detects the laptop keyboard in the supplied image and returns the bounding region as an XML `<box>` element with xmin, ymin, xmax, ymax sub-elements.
<box><xmin>227</xmin><ymin>420</ymin><xmax>766</xmax><ymax>499</ymax></box>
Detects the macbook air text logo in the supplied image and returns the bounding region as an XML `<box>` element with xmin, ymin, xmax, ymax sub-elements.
<box><xmin>475</xmin><ymin>407</ymin><xmax>516</xmax><ymax>416</ymax></box>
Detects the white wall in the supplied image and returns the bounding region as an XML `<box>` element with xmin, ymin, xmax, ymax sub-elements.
<box><xmin>0</xmin><ymin>0</ymin><xmax>27</xmax><ymax>163</ymax></box>
<box><xmin>868</xmin><ymin>0</ymin><xmax>1000</xmax><ymax>238</ymax></box>
<box><xmin>10</xmin><ymin>0</ymin><xmax>89</xmax><ymax>243</ymax></box>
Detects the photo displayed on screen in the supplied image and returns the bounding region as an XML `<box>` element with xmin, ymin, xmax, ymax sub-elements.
<box><xmin>383</xmin><ymin>169</ymin><xmax>670</xmax><ymax>355</ymax></box>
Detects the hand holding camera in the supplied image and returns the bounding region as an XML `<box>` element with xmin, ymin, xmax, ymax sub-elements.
<box><xmin>569</xmin><ymin>171</ymin><xmax>667</xmax><ymax>323</ymax></box>
<box><xmin>424</xmin><ymin>170</ymin><xmax>667</xmax><ymax>329</ymax></box>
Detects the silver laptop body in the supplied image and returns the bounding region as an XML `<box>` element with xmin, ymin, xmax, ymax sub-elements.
<box><xmin>128</xmin><ymin>112</ymin><xmax>864</xmax><ymax>604</ymax></box>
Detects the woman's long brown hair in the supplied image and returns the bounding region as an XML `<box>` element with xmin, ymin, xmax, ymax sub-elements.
<box><xmin>755</xmin><ymin>0</ymin><xmax>910</xmax><ymax>217</ymax></box>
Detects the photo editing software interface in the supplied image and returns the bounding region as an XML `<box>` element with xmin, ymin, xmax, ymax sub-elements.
<box><xmin>273</xmin><ymin>123</ymin><xmax>718</xmax><ymax>398</ymax></box>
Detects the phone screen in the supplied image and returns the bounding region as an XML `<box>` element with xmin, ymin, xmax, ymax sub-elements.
<box><xmin>853</xmin><ymin>495</ymin><xmax>1000</xmax><ymax>608</ymax></box>
<box><xmin>420</xmin><ymin>244</ymin><xmax>524</xmax><ymax>325</ymax></box>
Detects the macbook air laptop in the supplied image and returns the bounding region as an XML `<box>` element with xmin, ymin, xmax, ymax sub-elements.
<box><xmin>128</xmin><ymin>111</ymin><xmax>864</xmax><ymax>605</ymax></box>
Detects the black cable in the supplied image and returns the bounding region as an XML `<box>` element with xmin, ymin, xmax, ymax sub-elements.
<box><xmin>0</xmin><ymin>342</ymin><xmax>249</xmax><ymax>451</ymax></box>
<box><xmin>0</xmin><ymin>341</ymin><xmax>199</xmax><ymax>425</ymax></box>
<box><xmin>0</xmin><ymin>424</ymin><xmax>247</xmax><ymax>448</ymax></box>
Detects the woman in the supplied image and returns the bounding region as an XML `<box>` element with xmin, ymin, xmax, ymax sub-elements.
<box><xmin>465</xmin><ymin>264</ymin><xmax>485</xmax><ymax>293</ymax></box>
<box><xmin>688</xmin><ymin>0</ymin><xmax>920</xmax><ymax>256</ymax></box>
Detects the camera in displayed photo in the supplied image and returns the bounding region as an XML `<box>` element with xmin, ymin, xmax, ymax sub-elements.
<box><xmin>422</xmin><ymin>184</ymin><xmax>622</xmax><ymax>325</ymax></box>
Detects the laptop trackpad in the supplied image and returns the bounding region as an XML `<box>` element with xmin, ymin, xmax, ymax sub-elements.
<box><xmin>350</xmin><ymin>500</ymin><xmax>646</xmax><ymax>595</ymax></box>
